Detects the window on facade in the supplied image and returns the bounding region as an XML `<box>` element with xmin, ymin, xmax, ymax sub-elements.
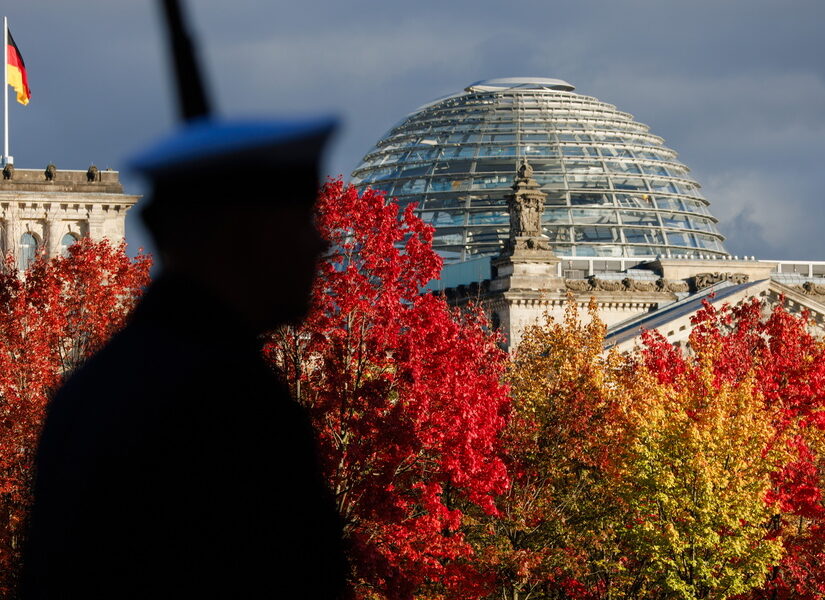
<box><xmin>19</xmin><ymin>233</ymin><xmax>38</xmax><ymax>271</ymax></box>
<box><xmin>61</xmin><ymin>233</ymin><xmax>79</xmax><ymax>256</ymax></box>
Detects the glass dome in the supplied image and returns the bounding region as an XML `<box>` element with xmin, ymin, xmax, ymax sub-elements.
<box><xmin>351</xmin><ymin>78</ymin><xmax>728</xmax><ymax>263</ymax></box>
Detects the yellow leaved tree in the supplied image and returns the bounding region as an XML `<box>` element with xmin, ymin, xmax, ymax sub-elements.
<box><xmin>474</xmin><ymin>300</ymin><xmax>793</xmax><ymax>600</ymax></box>
<box><xmin>618</xmin><ymin>345</ymin><xmax>787</xmax><ymax>599</ymax></box>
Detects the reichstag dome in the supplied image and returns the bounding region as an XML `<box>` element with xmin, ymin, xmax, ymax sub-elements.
<box><xmin>351</xmin><ymin>78</ymin><xmax>729</xmax><ymax>263</ymax></box>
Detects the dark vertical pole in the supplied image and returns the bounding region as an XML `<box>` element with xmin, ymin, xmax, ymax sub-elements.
<box><xmin>159</xmin><ymin>0</ymin><xmax>212</xmax><ymax>121</ymax></box>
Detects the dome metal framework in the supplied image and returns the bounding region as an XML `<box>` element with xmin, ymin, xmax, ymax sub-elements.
<box><xmin>351</xmin><ymin>78</ymin><xmax>728</xmax><ymax>263</ymax></box>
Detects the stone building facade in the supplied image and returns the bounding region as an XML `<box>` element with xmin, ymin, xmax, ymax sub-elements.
<box><xmin>435</xmin><ymin>163</ymin><xmax>825</xmax><ymax>352</ymax></box>
<box><xmin>0</xmin><ymin>164</ymin><xmax>138</xmax><ymax>269</ymax></box>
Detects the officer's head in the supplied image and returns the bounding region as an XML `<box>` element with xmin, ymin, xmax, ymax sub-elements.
<box><xmin>132</xmin><ymin>118</ymin><xmax>336</xmax><ymax>331</ymax></box>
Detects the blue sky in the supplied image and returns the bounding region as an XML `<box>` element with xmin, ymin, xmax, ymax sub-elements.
<box><xmin>5</xmin><ymin>1</ymin><xmax>824</xmax><ymax>260</ymax></box>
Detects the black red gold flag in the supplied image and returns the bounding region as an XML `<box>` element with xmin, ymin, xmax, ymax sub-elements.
<box><xmin>6</xmin><ymin>28</ymin><xmax>30</xmax><ymax>105</ymax></box>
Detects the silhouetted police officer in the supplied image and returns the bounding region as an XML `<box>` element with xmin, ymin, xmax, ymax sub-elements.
<box><xmin>21</xmin><ymin>2</ymin><xmax>347</xmax><ymax>598</ymax></box>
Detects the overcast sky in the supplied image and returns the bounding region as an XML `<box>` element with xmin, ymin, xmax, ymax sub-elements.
<box><xmin>5</xmin><ymin>1</ymin><xmax>824</xmax><ymax>260</ymax></box>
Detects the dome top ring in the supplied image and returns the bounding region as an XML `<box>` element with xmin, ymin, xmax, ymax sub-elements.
<box><xmin>466</xmin><ymin>78</ymin><xmax>576</xmax><ymax>92</ymax></box>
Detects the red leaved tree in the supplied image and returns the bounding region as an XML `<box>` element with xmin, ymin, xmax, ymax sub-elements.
<box><xmin>265</xmin><ymin>179</ymin><xmax>510</xmax><ymax>600</ymax></box>
<box><xmin>0</xmin><ymin>239</ymin><xmax>151</xmax><ymax>598</ymax></box>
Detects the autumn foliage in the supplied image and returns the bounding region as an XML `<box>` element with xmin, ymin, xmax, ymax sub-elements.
<box><xmin>484</xmin><ymin>297</ymin><xmax>825</xmax><ymax>600</ymax></box>
<box><xmin>623</xmin><ymin>338</ymin><xmax>786</xmax><ymax>599</ymax></box>
<box><xmin>265</xmin><ymin>179</ymin><xmax>511</xmax><ymax>600</ymax></box>
<box><xmin>0</xmin><ymin>239</ymin><xmax>151</xmax><ymax>597</ymax></box>
<box><xmin>264</xmin><ymin>179</ymin><xmax>825</xmax><ymax>600</ymax></box>
<box><xmin>470</xmin><ymin>301</ymin><xmax>632</xmax><ymax>600</ymax></box>
<box><xmin>2</xmin><ymin>179</ymin><xmax>825</xmax><ymax>600</ymax></box>
<box><xmin>675</xmin><ymin>299</ymin><xmax>825</xmax><ymax>600</ymax></box>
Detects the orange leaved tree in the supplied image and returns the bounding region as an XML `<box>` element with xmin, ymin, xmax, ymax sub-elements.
<box><xmin>474</xmin><ymin>301</ymin><xmax>633</xmax><ymax>600</ymax></box>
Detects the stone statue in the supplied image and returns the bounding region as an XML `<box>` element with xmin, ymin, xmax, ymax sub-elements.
<box><xmin>508</xmin><ymin>194</ymin><xmax>542</xmax><ymax>239</ymax></box>
<box><xmin>505</xmin><ymin>158</ymin><xmax>550</xmax><ymax>252</ymax></box>
<box><xmin>45</xmin><ymin>164</ymin><xmax>57</xmax><ymax>181</ymax></box>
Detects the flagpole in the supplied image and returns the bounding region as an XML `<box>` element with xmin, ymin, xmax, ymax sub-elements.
<box><xmin>3</xmin><ymin>16</ymin><xmax>9</xmax><ymax>166</ymax></box>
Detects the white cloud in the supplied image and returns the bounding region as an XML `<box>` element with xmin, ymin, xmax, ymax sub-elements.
<box><xmin>703</xmin><ymin>170</ymin><xmax>818</xmax><ymax>258</ymax></box>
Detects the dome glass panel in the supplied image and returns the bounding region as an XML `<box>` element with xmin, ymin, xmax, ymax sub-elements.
<box><xmin>352</xmin><ymin>78</ymin><xmax>728</xmax><ymax>263</ymax></box>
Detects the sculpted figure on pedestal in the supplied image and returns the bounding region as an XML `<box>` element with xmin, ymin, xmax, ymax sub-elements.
<box><xmin>506</xmin><ymin>158</ymin><xmax>550</xmax><ymax>253</ymax></box>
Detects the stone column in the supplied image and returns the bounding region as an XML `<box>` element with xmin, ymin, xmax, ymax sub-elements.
<box><xmin>86</xmin><ymin>204</ymin><xmax>105</xmax><ymax>240</ymax></box>
<box><xmin>6</xmin><ymin>201</ymin><xmax>20</xmax><ymax>259</ymax></box>
<box><xmin>47</xmin><ymin>212</ymin><xmax>63</xmax><ymax>258</ymax></box>
<box><xmin>489</xmin><ymin>160</ymin><xmax>563</xmax><ymax>350</ymax></box>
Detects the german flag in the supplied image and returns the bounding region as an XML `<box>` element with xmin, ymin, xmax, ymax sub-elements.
<box><xmin>6</xmin><ymin>27</ymin><xmax>30</xmax><ymax>105</ymax></box>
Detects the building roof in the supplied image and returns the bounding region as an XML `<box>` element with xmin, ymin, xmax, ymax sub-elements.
<box><xmin>352</xmin><ymin>78</ymin><xmax>728</xmax><ymax>264</ymax></box>
<box><xmin>604</xmin><ymin>280</ymin><xmax>762</xmax><ymax>347</ymax></box>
